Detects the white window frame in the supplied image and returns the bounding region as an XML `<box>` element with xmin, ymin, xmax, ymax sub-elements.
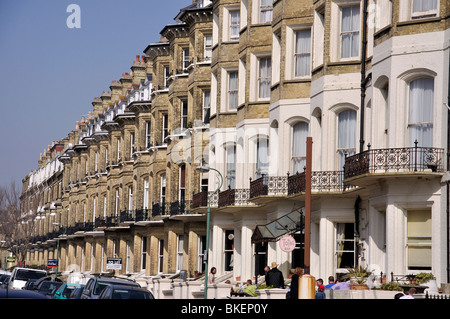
<box><xmin>292</xmin><ymin>122</ymin><xmax>309</xmax><ymax>174</ymax></box>
<box><xmin>181</xmin><ymin>100</ymin><xmax>188</xmax><ymax>130</ymax></box>
<box><xmin>145</xmin><ymin>121</ymin><xmax>151</xmax><ymax>149</ymax></box>
<box><xmin>182</xmin><ymin>47</ymin><xmax>190</xmax><ymax>71</ymax></box>
<box><xmin>143</xmin><ymin>177</ymin><xmax>149</xmax><ymax>210</ymax></box>
<box><xmin>411</xmin><ymin>0</ymin><xmax>438</xmax><ymax>19</ymax></box>
<box><xmin>130</xmin><ymin>132</ymin><xmax>135</xmax><ymax>157</ymax></box>
<box><xmin>203</xmin><ymin>90</ymin><xmax>211</xmax><ymax>124</ymax></box>
<box><xmin>163</xmin><ymin>65</ymin><xmax>170</xmax><ymax>89</ymax></box>
<box><xmin>141</xmin><ymin>236</ymin><xmax>147</xmax><ymax>271</ymax></box>
<box><xmin>162</xmin><ymin>113</ymin><xmax>169</xmax><ymax>144</ymax></box>
<box><xmin>407</xmin><ymin>77</ymin><xmax>434</xmax><ymax>148</ymax></box>
<box><xmin>158</xmin><ymin>239</ymin><xmax>164</xmax><ymax>274</ymax></box>
<box><xmin>225</xmin><ymin>144</ymin><xmax>236</xmax><ymax>189</ymax></box>
<box><xmin>258</xmin><ymin>56</ymin><xmax>271</xmax><ymax>100</ymax></box>
<box><xmin>128</xmin><ymin>186</ymin><xmax>133</xmax><ymax>211</ymax></box>
<box><xmin>336</xmin><ymin>109</ymin><xmax>357</xmax><ymax>170</ymax></box>
<box><xmin>339</xmin><ymin>4</ymin><xmax>361</xmax><ymax>60</ymax></box>
<box><xmin>294</xmin><ymin>29</ymin><xmax>312</xmax><ymax>78</ymax></box>
<box><xmin>176</xmin><ymin>234</ymin><xmax>184</xmax><ymax>271</ymax></box>
<box><xmin>204</xmin><ymin>35</ymin><xmax>212</xmax><ymax>62</ymax></box>
<box><xmin>227</xmin><ymin>70</ymin><xmax>239</xmax><ymax>111</ymax></box>
<box><xmin>259</xmin><ymin>0</ymin><xmax>273</xmax><ymax>23</ymax></box>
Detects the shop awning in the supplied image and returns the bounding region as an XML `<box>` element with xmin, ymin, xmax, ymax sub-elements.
<box><xmin>251</xmin><ymin>208</ymin><xmax>304</xmax><ymax>244</ymax></box>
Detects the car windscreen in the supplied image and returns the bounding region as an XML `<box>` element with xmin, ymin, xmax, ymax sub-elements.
<box><xmin>15</xmin><ymin>269</ymin><xmax>47</xmax><ymax>281</ymax></box>
<box><xmin>93</xmin><ymin>281</ymin><xmax>138</xmax><ymax>295</ymax></box>
<box><xmin>62</xmin><ymin>286</ymin><xmax>77</xmax><ymax>297</ymax></box>
<box><xmin>39</xmin><ymin>281</ymin><xmax>62</xmax><ymax>293</ymax></box>
<box><xmin>112</xmin><ymin>289</ymin><xmax>152</xmax><ymax>299</ymax></box>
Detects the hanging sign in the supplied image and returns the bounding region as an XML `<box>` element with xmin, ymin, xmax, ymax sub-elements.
<box><xmin>279</xmin><ymin>235</ymin><xmax>296</xmax><ymax>252</ymax></box>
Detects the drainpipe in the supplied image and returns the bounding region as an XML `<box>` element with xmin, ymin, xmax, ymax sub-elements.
<box><xmin>359</xmin><ymin>0</ymin><xmax>369</xmax><ymax>153</ymax></box>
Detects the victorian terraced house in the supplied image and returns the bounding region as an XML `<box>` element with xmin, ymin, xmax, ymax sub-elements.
<box><xmin>18</xmin><ymin>0</ymin><xmax>450</xmax><ymax>298</ymax></box>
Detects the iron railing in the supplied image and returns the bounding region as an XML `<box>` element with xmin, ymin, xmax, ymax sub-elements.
<box><xmin>288</xmin><ymin>171</ymin><xmax>351</xmax><ymax>195</ymax></box>
<box><xmin>344</xmin><ymin>144</ymin><xmax>444</xmax><ymax>179</ymax></box>
<box><xmin>192</xmin><ymin>190</ymin><xmax>208</xmax><ymax>208</ymax></box>
<box><xmin>249</xmin><ymin>175</ymin><xmax>288</xmax><ymax>198</ymax></box>
<box><xmin>218</xmin><ymin>188</ymin><xmax>253</xmax><ymax>207</ymax></box>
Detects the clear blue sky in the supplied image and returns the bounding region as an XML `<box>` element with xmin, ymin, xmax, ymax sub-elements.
<box><xmin>0</xmin><ymin>0</ymin><xmax>191</xmax><ymax>187</ymax></box>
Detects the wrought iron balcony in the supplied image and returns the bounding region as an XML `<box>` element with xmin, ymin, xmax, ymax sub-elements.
<box><xmin>344</xmin><ymin>144</ymin><xmax>444</xmax><ymax>180</ymax></box>
<box><xmin>218</xmin><ymin>188</ymin><xmax>253</xmax><ymax>207</ymax></box>
<box><xmin>192</xmin><ymin>190</ymin><xmax>208</xmax><ymax>208</ymax></box>
<box><xmin>249</xmin><ymin>176</ymin><xmax>288</xmax><ymax>198</ymax></box>
<box><xmin>152</xmin><ymin>202</ymin><xmax>169</xmax><ymax>217</ymax></box>
<box><xmin>288</xmin><ymin>171</ymin><xmax>351</xmax><ymax>196</ymax></box>
<box><xmin>169</xmin><ymin>200</ymin><xmax>191</xmax><ymax>216</ymax></box>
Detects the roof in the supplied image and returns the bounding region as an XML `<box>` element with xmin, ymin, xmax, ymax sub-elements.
<box><xmin>251</xmin><ymin>208</ymin><xmax>304</xmax><ymax>244</ymax></box>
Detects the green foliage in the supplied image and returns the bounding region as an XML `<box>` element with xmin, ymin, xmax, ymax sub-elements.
<box><xmin>379</xmin><ymin>282</ymin><xmax>403</xmax><ymax>291</ymax></box>
<box><xmin>414</xmin><ymin>272</ymin><xmax>435</xmax><ymax>284</ymax></box>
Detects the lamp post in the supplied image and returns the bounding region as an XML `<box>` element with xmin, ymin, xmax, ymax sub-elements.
<box><xmin>196</xmin><ymin>165</ymin><xmax>223</xmax><ymax>299</ymax></box>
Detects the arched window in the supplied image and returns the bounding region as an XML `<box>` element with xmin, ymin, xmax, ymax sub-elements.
<box><xmin>256</xmin><ymin>136</ymin><xmax>269</xmax><ymax>178</ymax></box>
<box><xmin>337</xmin><ymin>109</ymin><xmax>357</xmax><ymax>170</ymax></box>
<box><xmin>226</xmin><ymin>144</ymin><xmax>236</xmax><ymax>189</ymax></box>
<box><xmin>292</xmin><ymin>122</ymin><xmax>309</xmax><ymax>174</ymax></box>
<box><xmin>408</xmin><ymin>77</ymin><xmax>434</xmax><ymax>147</ymax></box>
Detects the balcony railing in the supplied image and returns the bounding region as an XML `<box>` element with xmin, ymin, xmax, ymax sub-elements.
<box><xmin>218</xmin><ymin>188</ymin><xmax>253</xmax><ymax>207</ymax></box>
<box><xmin>288</xmin><ymin>171</ymin><xmax>352</xmax><ymax>195</ymax></box>
<box><xmin>192</xmin><ymin>190</ymin><xmax>208</xmax><ymax>208</ymax></box>
<box><xmin>249</xmin><ymin>176</ymin><xmax>288</xmax><ymax>198</ymax></box>
<box><xmin>169</xmin><ymin>200</ymin><xmax>191</xmax><ymax>216</ymax></box>
<box><xmin>344</xmin><ymin>145</ymin><xmax>445</xmax><ymax>179</ymax></box>
<box><xmin>152</xmin><ymin>202</ymin><xmax>169</xmax><ymax>217</ymax></box>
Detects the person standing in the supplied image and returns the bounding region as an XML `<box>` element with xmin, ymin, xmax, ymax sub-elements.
<box><xmin>400</xmin><ymin>288</ymin><xmax>416</xmax><ymax>299</ymax></box>
<box><xmin>315</xmin><ymin>285</ymin><xmax>326</xmax><ymax>299</ymax></box>
<box><xmin>265</xmin><ymin>262</ymin><xmax>285</xmax><ymax>288</ymax></box>
<box><xmin>288</xmin><ymin>267</ymin><xmax>303</xmax><ymax>299</ymax></box>
<box><xmin>324</xmin><ymin>276</ymin><xmax>335</xmax><ymax>289</ymax></box>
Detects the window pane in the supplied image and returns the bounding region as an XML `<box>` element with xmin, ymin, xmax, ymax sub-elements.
<box><xmin>295</xmin><ymin>30</ymin><xmax>311</xmax><ymax>77</ymax></box>
<box><xmin>258</xmin><ymin>57</ymin><xmax>271</xmax><ymax>98</ymax></box>
<box><xmin>407</xmin><ymin>210</ymin><xmax>432</xmax><ymax>269</ymax></box>
<box><xmin>409</xmin><ymin>77</ymin><xmax>434</xmax><ymax>147</ymax></box>
<box><xmin>341</xmin><ymin>6</ymin><xmax>360</xmax><ymax>58</ymax></box>
<box><xmin>337</xmin><ymin>110</ymin><xmax>356</xmax><ymax>169</ymax></box>
<box><xmin>292</xmin><ymin>122</ymin><xmax>308</xmax><ymax>173</ymax></box>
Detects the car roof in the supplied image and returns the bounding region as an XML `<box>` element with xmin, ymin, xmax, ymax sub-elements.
<box><xmin>94</xmin><ymin>277</ymin><xmax>139</xmax><ymax>285</ymax></box>
<box><xmin>108</xmin><ymin>285</ymin><xmax>147</xmax><ymax>291</ymax></box>
<box><xmin>0</xmin><ymin>289</ymin><xmax>47</xmax><ymax>299</ymax></box>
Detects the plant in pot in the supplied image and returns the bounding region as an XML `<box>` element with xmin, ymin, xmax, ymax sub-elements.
<box><xmin>414</xmin><ymin>272</ymin><xmax>438</xmax><ymax>293</ymax></box>
<box><xmin>346</xmin><ymin>266</ymin><xmax>371</xmax><ymax>290</ymax></box>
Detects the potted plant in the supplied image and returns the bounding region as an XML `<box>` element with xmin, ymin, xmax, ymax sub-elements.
<box><xmin>346</xmin><ymin>266</ymin><xmax>371</xmax><ymax>290</ymax></box>
<box><xmin>415</xmin><ymin>272</ymin><xmax>438</xmax><ymax>293</ymax></box>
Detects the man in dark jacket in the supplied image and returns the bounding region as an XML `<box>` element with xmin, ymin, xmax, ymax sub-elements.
<box><xmin>265</xmin><ymin>262</ymin><xmax>285</xmax><ymax>288</ymax></box>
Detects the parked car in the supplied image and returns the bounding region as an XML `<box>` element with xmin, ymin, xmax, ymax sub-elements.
<box><xmin>8</xmin><ymin>268</ymin><xmax>47</xmax><ymax>290</ymax></box>
<box><xmin>34</xmin><ymin>280</ymin><xmax>63</xmax><ymax>297</ymax></box>
<box><xmin>53</xmin><ymin>283</ymin><xmax>84</xmax><ymax>299</ymax></box>
<box><xmin>22</xmin><ymin>279</ymin><xmax>38</xmax><ymax>290</ymax></box>
<box><xmin>81</xmin><ymin>277</ymin><xmax>140</xmax><ymax>299</ymax></box>
<box><xmin>0</xmin><ymin>288</ymin><xmax>46</xmax><ymax>299</ymax></box>
<box><xmin>68</xmin><ymin>286</ymin><xmax>84</xmax><ymax>299</ymax></box>
<box><xmin>98</xmin><ymin>285</ymin><xmax>154</xmax><ymax>299</ymax></box>
<box><xmin>0</xmin><ymin>273</ymin><xmax>11</xmax><ymax>288</ymax></box>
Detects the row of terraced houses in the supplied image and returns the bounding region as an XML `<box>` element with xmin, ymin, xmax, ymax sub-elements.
<box><xmin>17</xmin><ymin>0</ymin><xmax>450</xmax><ymax>298</ymax></box>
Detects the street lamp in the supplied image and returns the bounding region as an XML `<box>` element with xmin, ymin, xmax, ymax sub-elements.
<box><xmin>196</xmin><ymin>165</ymin><xmax>223</xmax><ymax>299</ymax></box>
